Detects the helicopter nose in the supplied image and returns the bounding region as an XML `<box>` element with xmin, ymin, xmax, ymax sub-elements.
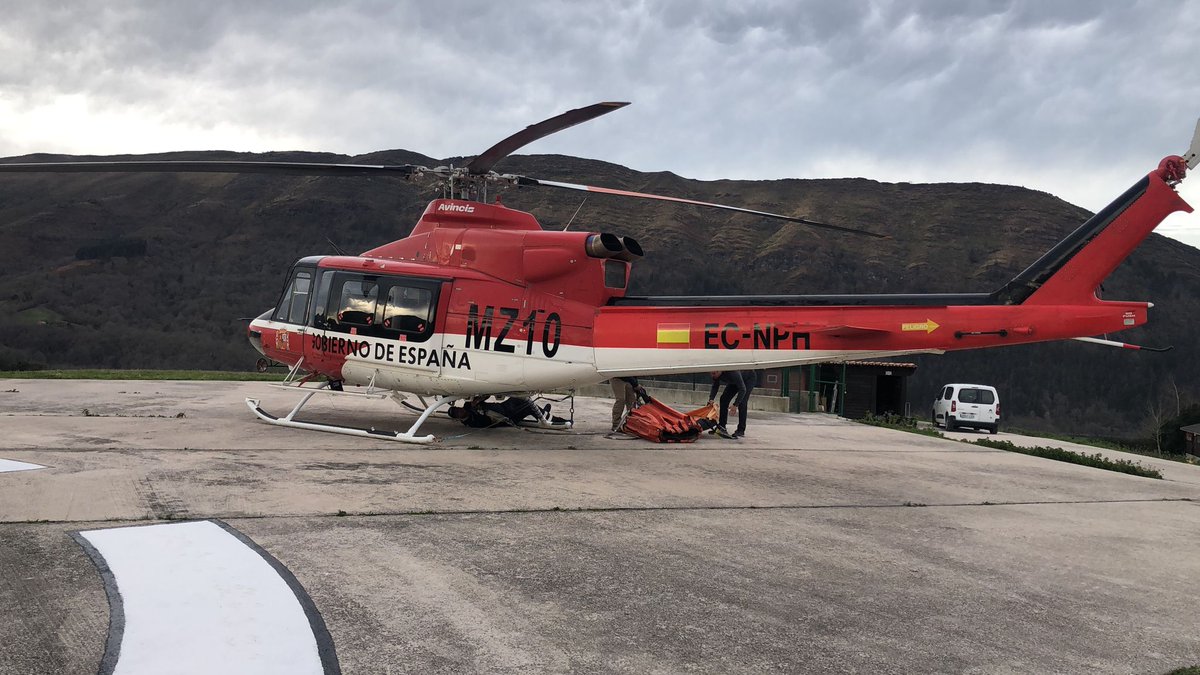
<box><xmin>248</xmin><ymin>327</ymin><xmax>266</xmax><ymax>356</ymax></box>
<box><xmin>247</xmin><ymin>309</ymin><xmax>271</xmax><ymax>356</ymax></box>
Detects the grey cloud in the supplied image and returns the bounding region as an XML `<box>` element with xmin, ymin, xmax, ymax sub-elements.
<box><xmin>0</xmin><ymin>0</ymin><xmax>1197</xmax><ymax>212</ymax></box>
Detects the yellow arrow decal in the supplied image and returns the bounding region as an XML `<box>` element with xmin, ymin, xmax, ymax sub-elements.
<box><xmin>901</xmin><ymin>319</ymin><xmax>940</xmax><ymax>334</ymax></box>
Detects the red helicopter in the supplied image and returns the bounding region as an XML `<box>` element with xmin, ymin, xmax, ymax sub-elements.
<box><xmin>2</xmin><ymin>103</ymin><xmax>1197</xmax><ymax>443</ymax></box>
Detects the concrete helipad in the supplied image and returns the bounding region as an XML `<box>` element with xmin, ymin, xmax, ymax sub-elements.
<box><xmin>1</xmin><ymin>379</ymin><xmax>1198</xmax><ymax>674</ymax></box>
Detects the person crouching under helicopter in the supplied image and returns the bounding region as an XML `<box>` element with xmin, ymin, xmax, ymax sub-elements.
<box><xmin>707</xmin><ymin>370</ymin><xmax>758</xmax><ymax>439</ymax></box>
<box><xmin>447</xmin><ymin>396</ymin><xmax>560</xmax><ymax>428</ymax></box>
<box><xmin>609</xmin><ymin>376</ymin><xmax>648</xmax><ymax>432</ymax></box>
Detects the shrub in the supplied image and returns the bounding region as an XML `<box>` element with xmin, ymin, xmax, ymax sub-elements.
<box><xmin>971</xmin><ymin>437</ymin><xmax>1162</xmax><ymax>479</ymax></box>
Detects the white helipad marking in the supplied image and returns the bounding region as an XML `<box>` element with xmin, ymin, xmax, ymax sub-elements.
<box><xmin>80</xmin><ymin>520</ymin><xmax>324</xmax><ymax>675</ymax></box>
<box><xmin>0</xmin><ymin>458</ymin><xmax>44</xmax><ymax>472</ymax></box>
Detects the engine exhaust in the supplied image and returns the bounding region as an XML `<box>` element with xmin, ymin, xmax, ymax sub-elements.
<box><xmin>613</xmin><ymin>236</ymin><xmax>643</xmax><ymax>262</ymax></box>
<box><xmin>584</xmin><ymin>233</ymin><xmax>624</xmax><ymax>258</ymax></box>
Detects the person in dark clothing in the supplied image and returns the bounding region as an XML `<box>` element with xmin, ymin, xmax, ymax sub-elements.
<box><xmin>447</xmin><ymin>396</ymin><xmax>552</xmax><ymax>428</ymax></box>
<box><xmin>707</xmin><ymin>370</ymin><xmax>758</xmax><ymax>439</ymax></box>
<box><xmin>447</xmin><ymin>402</ymin><xmax>494</xmax><ymax>428</ymax></box>
<box><xmin>609</xmin><ymin>376</ymin><xmax>648</xmax><ymax>432</ymax></box>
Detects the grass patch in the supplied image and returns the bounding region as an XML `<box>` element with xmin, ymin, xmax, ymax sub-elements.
<box><xmin>1007</xmin><ymin>426</ymin><xmax>1194</xmax><ymax>465</ymax></box>
<box><xmin>0</xmin><ymin>369</ymin><xmax>280</xmax><ymax>381</ymax></box>
<box><xmin>970</xmin><ymin>437</ymin><xmax>1162</xmax><ymax>479</ymax></box>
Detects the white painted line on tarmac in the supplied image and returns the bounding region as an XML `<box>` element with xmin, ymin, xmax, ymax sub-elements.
<box><xmin>0</xmin><ymin>458</ymin><xmax>45</xmax><ymax>472</ymax></box>
<box><xmin>77</xmin><ymin>520</ymin><xmax>338</xmax><ymax>675</ymax></box>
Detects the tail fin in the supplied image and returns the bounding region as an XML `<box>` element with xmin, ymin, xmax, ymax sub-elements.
<box><xmin>994</xmin><ymin>158</ymin><xmax>1192</xmax><ymax>306</ymax></box>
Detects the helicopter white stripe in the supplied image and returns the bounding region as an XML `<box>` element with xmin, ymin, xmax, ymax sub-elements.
<box><xmin>339</xmin><ymin>335</ymin><xmax>603</xmax><ymax>395</ymax></box>
<box><xmin>257</xmin><ymin>322</ymin><xmax>940</xmax><ymax>393</ymax></box>
<box><xmin>78</xmin><ymin>520</ymin><xmax>327</xmax><ymax>675</ymax></box>
<box><xmin>0</xmin><ymin>458</ymin><xmax>44</xmax><ymax>472</ymax></box>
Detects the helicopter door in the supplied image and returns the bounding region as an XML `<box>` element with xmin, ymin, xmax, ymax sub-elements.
<box><xmin>270</xmin><ymin>266</ymin><xmax>314</xmax><ymax>365</ymax></box>
<box><xmin>376</xmin><ymin>280</ymin><xmax>443</xmax><ymax>378</ymax></box>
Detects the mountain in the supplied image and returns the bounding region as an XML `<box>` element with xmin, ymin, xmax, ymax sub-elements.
<box><xmin>1</xmin><ymin>150</ymin><xmax>1196</xmax><ymax>438</ymax></box>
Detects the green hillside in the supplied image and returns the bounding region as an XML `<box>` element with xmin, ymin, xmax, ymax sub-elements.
<box><xmin>1</xmin><ymin>150</ymin><xmax>1196</xmax><ymax>437</ymax></box>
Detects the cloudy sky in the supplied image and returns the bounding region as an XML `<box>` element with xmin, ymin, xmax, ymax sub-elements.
<box><xmin>2</xmin><ymin>1</ymin><xmax>1199</xmax><ymax>246</ymax></box>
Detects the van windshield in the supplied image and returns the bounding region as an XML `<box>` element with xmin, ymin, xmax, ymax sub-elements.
<box><xmin>958</xmin><ymin>388</ymin><xmax>995</xmax><ymax>404</ymax></box>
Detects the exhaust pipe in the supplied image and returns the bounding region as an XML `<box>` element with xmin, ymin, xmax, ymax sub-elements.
<box><xmin>613</xmin><ymin>236</ymin><xmax>643</xmax><ymax>262</ymax></box>
<box><xmin>584</xmin><ymin>233</ymin><xmax>644</xmax><ymax>261</ymax></box>
<box><xmin>584</xmin><ymin>233</ymin><xmax>624</xmax><ymax>258</ymax></box>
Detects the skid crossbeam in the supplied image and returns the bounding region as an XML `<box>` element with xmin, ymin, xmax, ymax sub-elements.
<box><xmin>245</xmin><ymin>384</ymin><xmax>457</xmax><ymax>444</ymax></box>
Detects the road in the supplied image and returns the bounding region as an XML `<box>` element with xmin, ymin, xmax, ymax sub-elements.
<box><xmin>1</xmin><ymin>380</ymin><xmax>1198</xmax><ymax>674</ymax></box>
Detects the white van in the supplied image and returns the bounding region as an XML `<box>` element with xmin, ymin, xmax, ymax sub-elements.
<box><xmin>932</xmin><ymin>384</ymin><xmax>1000</xmax><ymax>433</ymax></box>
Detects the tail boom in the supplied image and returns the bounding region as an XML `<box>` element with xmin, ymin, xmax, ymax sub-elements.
<box><xmin>592</xmin><ymin>300</ymin><xmax>1149</xmax><ymax>376</ymax></box>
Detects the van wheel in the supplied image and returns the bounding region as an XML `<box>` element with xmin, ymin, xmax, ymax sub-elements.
<box><xmin>991</xmin><ymin>424</ymin><xmax>1000</xmax><ymax>435</ymax></box>
<box><xmin>945</xmin><ymin>416</ymin><xmax>956</xmax><ymax>431</ymax></box>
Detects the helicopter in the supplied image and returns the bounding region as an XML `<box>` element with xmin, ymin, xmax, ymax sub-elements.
<box><xmin>1</xmin><ymin>102</ymin><xmax>1197</xmax><ymax>443</ymax></box>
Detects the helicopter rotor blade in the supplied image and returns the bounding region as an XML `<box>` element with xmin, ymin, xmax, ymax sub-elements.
<box><xmin>1183</xmin><ymin>117</ymin><xmax>1200</xmax><ymax>170</ymax></box>
<box><xmin>0</xmin><ymin>159</ymin><xmax>421</xmax><ymax>177</ymax></box>
<box><xmin>509</xmin><ymin>175</ymin><xmax>887</xmax><ymax>238</ymax></box>
<box><xmin>466</xmin><ymin>101</ymin><xmax>630</xmax><ymax>175</ymax></box>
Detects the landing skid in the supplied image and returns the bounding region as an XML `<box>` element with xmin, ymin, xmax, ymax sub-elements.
<box><xmin>517</xmin><ymin>401</ymin><xmax>574</xmax><ymax>430</ymax></box>
<box><xmin>245</xmin><ymin>382</ymin><xmax>457</xmax><ymax>444</ymax></box>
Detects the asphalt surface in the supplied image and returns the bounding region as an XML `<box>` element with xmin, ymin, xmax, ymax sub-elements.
<box><xmin>1</xmin><ymin>379</ymin><xmax>1199</xmax><ymax>674</ymax></box>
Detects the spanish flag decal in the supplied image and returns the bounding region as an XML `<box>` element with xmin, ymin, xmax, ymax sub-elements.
<box><xmin>656</xmin><ymin>323</ymin><xmax>691</xmax><ymax>348</ymax></box>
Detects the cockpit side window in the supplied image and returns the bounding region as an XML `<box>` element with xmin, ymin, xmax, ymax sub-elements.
<box><xmin>311</xmin><ymin>270</ymin><xmax>335</xmax><ymax>328</ymax></box>
<box><xmin>272</xmin><ymin>268</ymin><xmax>313</xmax><ymax>325</ymax></box>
